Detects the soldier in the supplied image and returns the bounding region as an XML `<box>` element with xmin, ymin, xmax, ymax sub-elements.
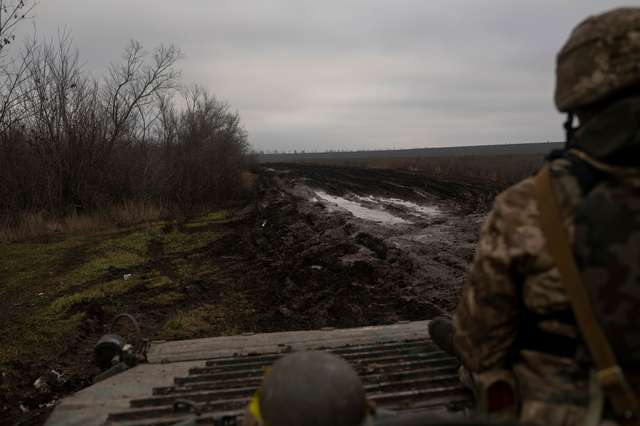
<box><xmin>431</xmin><ymin>7</ymin><xmax>640</xmax><ymax>426</ymax></box>
<box><xmin>242</xmin><ymin>351</ymin><xmax>374</xmax><ymax>426</ymax></box>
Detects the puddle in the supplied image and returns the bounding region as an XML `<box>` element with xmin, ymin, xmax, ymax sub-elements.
<box><xmin>357</xmin><ymin>195</ymin><xmax>440</xmax><ymax>217</ymax></box>
<box><xmin>314</xmin><ymin>191</ymin><xmax>409</xmax><ymax>224</ymax></box>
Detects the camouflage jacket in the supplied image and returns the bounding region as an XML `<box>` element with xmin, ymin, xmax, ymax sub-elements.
<box><xmin>453</xmin><ymin>97</ymin><xmax>640</xmax><ymax>425</ymax></box>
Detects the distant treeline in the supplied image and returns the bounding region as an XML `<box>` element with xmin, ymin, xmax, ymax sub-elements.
<box><xmin>258</xmin><ymin>142</ymin><xmax>564</xmax><ymax>163</ymax></box>
<box><xmin>0</xmin><ymin>33</ymin><xmax>251</xmax><ymax>227</ymax></box>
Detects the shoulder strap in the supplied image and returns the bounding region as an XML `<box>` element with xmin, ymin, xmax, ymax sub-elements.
<box><xmin>534</xmin><ymin>165</ymin><xmax>640</xmax><ymax>424</ymax></box>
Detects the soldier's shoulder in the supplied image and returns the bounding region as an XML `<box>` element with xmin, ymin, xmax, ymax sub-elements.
<box><xmin>493</xmin><ymin>175</ymin><xmax>538</xmax><ymax>215</ymax></box>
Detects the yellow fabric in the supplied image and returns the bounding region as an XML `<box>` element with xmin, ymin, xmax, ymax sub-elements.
<box><xmin>248</xmin><ymin>368</ymin><xmax>270</xmax><ymax>425</ymax></box>
<box><xmin>249</xmin><ymin>393</ymin><xmax>264</xmax><ymax>424</ymax></box>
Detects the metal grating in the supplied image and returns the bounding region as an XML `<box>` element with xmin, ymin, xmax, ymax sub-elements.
<box><xmin>106</xmin><ymin>339</ymin><xmax>472</xmax><ymax>425</ymax></box>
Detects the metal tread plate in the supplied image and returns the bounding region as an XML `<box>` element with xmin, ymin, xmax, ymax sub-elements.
<box><xmin>146</xmin><ymin>321</ymin><xmax>437</xmax><ymax>363</ymax></box>
<box><xmin>46</xmin><ymin>321</ymin><xmax>473</xmax><ymax>426</ymax></box>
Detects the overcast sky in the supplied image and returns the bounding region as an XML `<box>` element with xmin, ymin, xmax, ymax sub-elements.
<box><xmin>16</xmin><ymin>1</ymin><xmax>634</xmax><ymax>152</ymax></box>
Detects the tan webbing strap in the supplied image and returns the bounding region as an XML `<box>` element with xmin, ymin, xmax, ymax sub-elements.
<box><xmin>534</xmin><ymin>165</ymin><xmax>640</xmax><ymax>423</ymax></box>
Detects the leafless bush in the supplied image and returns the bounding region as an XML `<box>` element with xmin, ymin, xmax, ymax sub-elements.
<box><xmin>0</xmin><ymin>31</ymin><xmax>251</xmax><ymax>231</ymax></box>
<box><xmin>154</xmin><ymin>85</ymin><xmax>249</xmax><ymax>212</ymax></box>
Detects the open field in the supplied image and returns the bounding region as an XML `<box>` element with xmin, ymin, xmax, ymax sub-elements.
<box><xmin>259</xmin><ymin>143</ymin><xmax>561</xmax><ymax>189</ymax></box>
<box><xmin>295</xmin><ymin>154</ymin><xmax>547</xmax><ymax>188</ymax></box>
<box><xmin>1</xmin><ymin>160</ymin><xmax>522</xmax><ymax>424</ymax></box>
<box><xmin>259</xmin><ymin>142</ymin><xmax>563</xmax><ymax>163</ymax></box>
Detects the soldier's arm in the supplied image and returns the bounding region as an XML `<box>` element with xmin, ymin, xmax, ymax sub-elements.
<box><xmin>452</xmin><ymin>181</ymin><xmax>533</xmax><ymax>373</ymax></box>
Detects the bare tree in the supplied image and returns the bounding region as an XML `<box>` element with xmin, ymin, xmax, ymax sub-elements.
<box><xmin>105</xmin><ymin>40</ymin><xmax>182</xmax><ymax>147</ymax></box>
<box><xmin>0</xmin><ymin>0</ymin><xmax>34</xmax><ymax>53</ymax></box>
<box><xmin>0</xmin><ymin>1</ymin><xmax>36</xmax><ymax>221</ymax></box>
<box><xmin>0</xmin><ymin>36</ymin><xmax>32</xmax><ymax>133</ymax></box>
<box><xmin>11</xmin><ymin>35</ymin><xmax>183</xmax><ymax>212</ymax></box>
<box><xmin>16</xmin><ymin>32</ymin><xmax>94</xmax><ymax>210</ymax></box>
<box><xmin>102</xmin><ymin>40</ymin><xmax>183</xmax><ymax>207</ymax></box>
<box><xmin>0</xmin><ymin>0</ymin><xmax>35</xmax><ymax>131</ymax></box>
<box><xmin>1</xmin><ymin>30</ymin><xmax>251</xmax><ymax>224</ymax></box>
<box><xmin>154</xmin><ymin>85</ymin><xmax>249</xmax><ymax>210</ymax></box>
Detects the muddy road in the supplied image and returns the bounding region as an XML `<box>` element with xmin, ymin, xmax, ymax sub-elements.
<box><xmin>239</xmin><ymin>163</ymin><xmax>494</xmax><ymax>331</ymax></box>
<box><xmin>1</xmin><ymin>163</ymin><xmax>497</xmax><ymax>424</ymax></box>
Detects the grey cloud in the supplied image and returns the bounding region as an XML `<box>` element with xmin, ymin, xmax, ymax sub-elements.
<box><xmin>14</xmin><ymin>0</ymin><xmax>636</xmax><ymax>151</ymax></box>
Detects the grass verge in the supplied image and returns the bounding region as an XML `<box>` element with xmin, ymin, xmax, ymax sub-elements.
<box><xmin>0</xmin><ymin>207</ymin><xmax>252</xmax><ymax>422</ymax></box>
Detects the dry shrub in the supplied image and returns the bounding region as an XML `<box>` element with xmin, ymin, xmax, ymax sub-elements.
<box><xmin>0</xmin><ymin>212</ymin><xmax>48</xmax><ymax>242</ymax></box>
<box><xmin>240</xmin><ymin>171</ymin><xmax>257</xmax><ymax>192</ymax></box>
<box><xmin>109</xmin><ymin>201</ymin><xmax>164</xmax><ymax>227</ymax></box>
<box><xmin>0</xmin><ymin>37</ymin><xmax>251</xmax><ymax>230</ymax></box>
<box><xmin>60</xmin><ymin>213</ymin><xmax>107</xmax><ymax>235</ymax></box>
<box><xmin>0</xmin><ymin>201</ymin><xmax>166</xmax><ymax>243</ymax></box>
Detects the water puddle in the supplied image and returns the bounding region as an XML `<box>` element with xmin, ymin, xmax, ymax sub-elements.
<box><xmin>314</xmin><ymin>191</ymin><xmax>409</xmax><ymax>224</ymax></box>
<box><xmin>357</xmin><ymin>195</ymin><xmax>440</xmax><ymax>217</ymax></box>
<box><xmin>313</xmin><ymin>191</ymin><xmax>441</xmax><ymax>225</ymax></box>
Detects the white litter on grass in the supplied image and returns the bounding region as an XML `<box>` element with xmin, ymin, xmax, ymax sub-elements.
<box><xmin>314</xmin><ymin>191</ymin><xmax>409</xmax><ymax>224</ymax></box>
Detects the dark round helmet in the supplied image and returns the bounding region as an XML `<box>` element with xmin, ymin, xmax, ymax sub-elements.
<box><xmin>259</xmin><ymin>351</ymin><xmax>368</xmax><ymax>426</ymax></box>
<box><xmin>555</xmin><ymin>7</ymin><xmax>640</xmax><ymax>112</ymax></box>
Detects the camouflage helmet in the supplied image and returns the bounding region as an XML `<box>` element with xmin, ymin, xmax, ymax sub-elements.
<box><xmin>258</xmin><ymin>351</ymin><xmax>368</xmax><ymax>426</ymax></box>
<box><xmin>555</xmin><ymin>7</ymin><xmax>640</xmax><ymax>112</ymax></box>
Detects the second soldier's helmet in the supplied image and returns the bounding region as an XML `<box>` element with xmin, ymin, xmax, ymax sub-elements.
<box><xmin>258</xmin><ymin>351</ymin><xmax>369</xmax><ymax>426</ymax></box>
<box><xmin>555</xmin><ymin>7</ymin><xmax>640</xmax><ymax>112</ymax></box>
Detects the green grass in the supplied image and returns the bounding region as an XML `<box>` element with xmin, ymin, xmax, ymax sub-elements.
<box><xmin>1</xmin><ymin>313</ymin><xmax>86</xmax><ymax>375</ymax></box>
<box><xmin>184</xmin><ymin>210</ymin><xmax>232</xmax><ymax>229</ymax></box>
<box><xmin>0</xmin><ymin>209</ymin><xmax>234</xmax><ymax>394</ymax></box>
<box><xmin>142</xmin><ymin>275</ymin><xmax>175</xmax><ymax>289</ymax></box>
<box><xmin>172</xmin><ymin>257</ymin><xmax>219</xmax><ymax>280</ymax></box>
<box><xmin>46</xmin><ymin>279</ymin><xmax>143</xmax><ymax>316</ymax></box>
<box><xmin>159</xmin><ymin>295</ymin><xmax>254</xmax><ymax>340</ymax></box>
<box><xmin>144</xmin><ymin>291</ymin><xmax>185</xmax><ymax>306</ymax></box>
<box><xmin>161</xmin><ymin>228</ymin><xmax>220</xmax><ymax>254</ymax></box>
<box><xmin>159</xmin><ymin>287</ymin><xmax>255</xmax><ymax>340</ymax></box>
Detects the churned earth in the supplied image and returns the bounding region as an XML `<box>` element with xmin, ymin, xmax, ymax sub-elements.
<box><xmin>245</xmin><ymin>164</ymin><xmax>494</xmax><ymax>332</ymax></box>
<box><xmin>0</xmin><ymin>164</ymin><xmax>498</xmax><ymax>425</ymax></box>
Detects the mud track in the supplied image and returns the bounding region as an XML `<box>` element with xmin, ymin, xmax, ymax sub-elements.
<box><xmin>2</xmin><ymin>164</ymin><xmax>496</xmax><ymax>425</ymax></box>
<box><xmin>233</xmin><ymin>164</ymin><xmax>493</xmax><ymax>331</ymax></box>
